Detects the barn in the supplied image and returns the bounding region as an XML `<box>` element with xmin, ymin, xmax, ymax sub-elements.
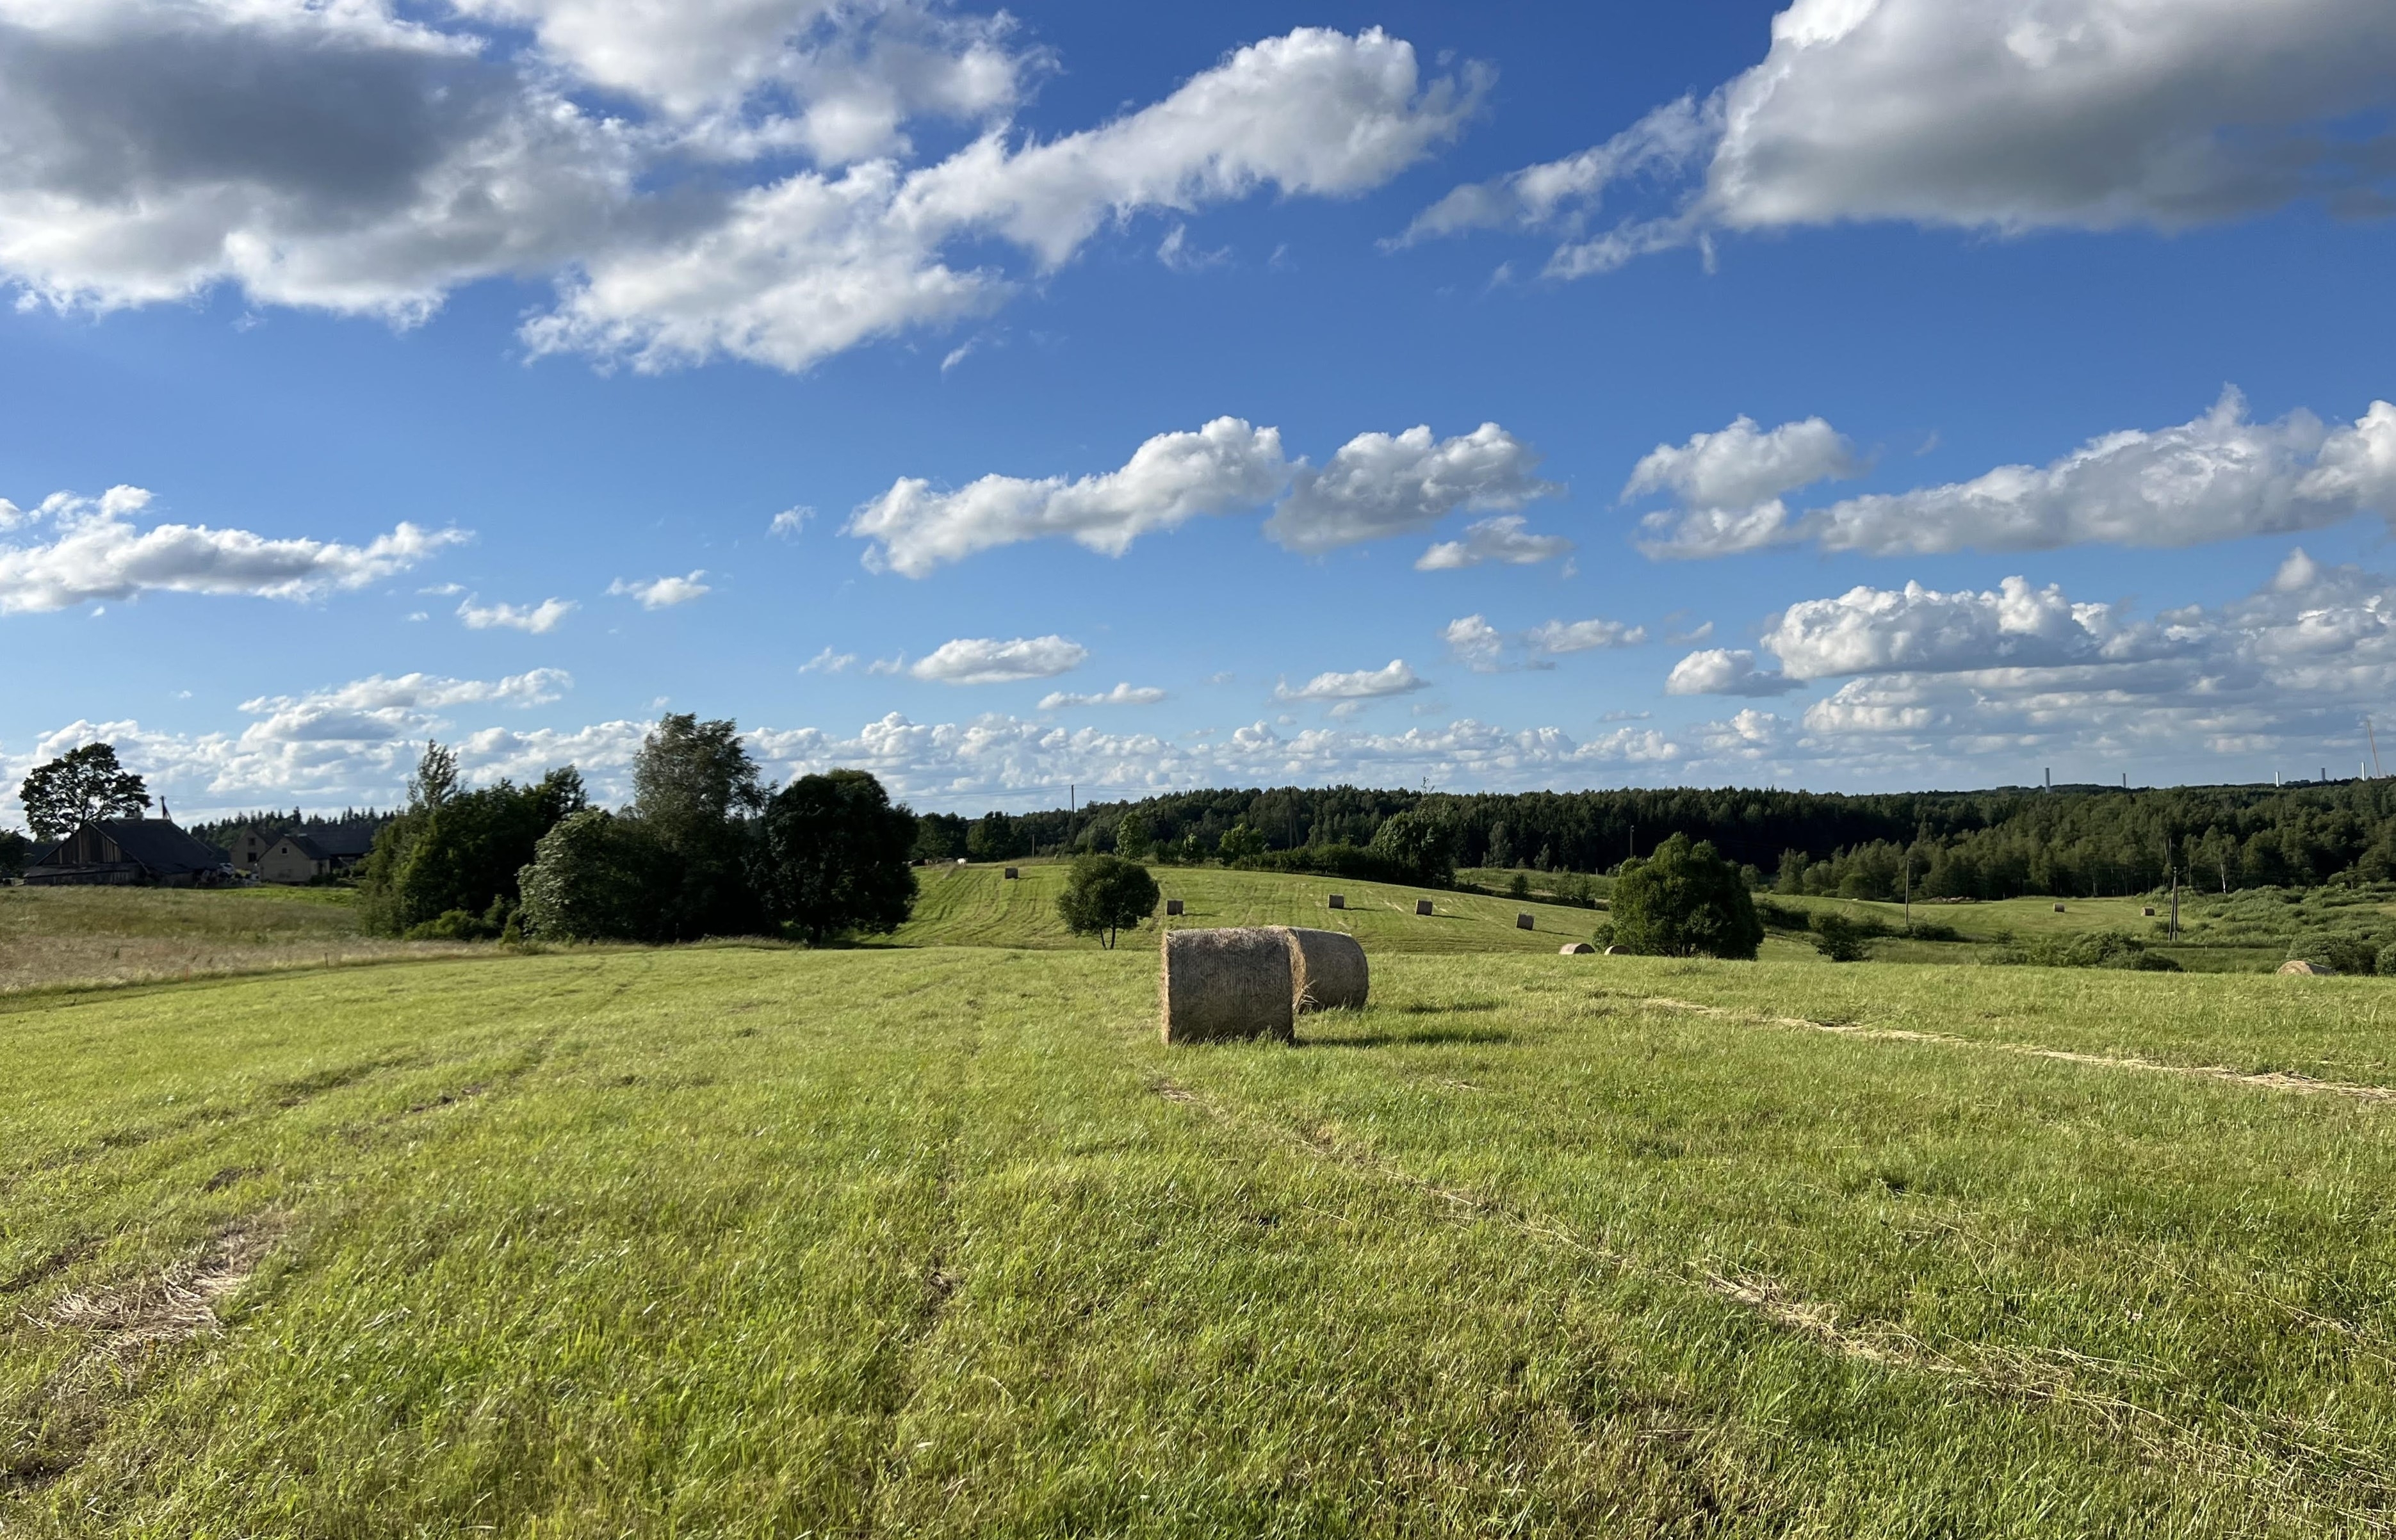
<box><xmin>22</xmin><ymin>819</ymin><xmax>232</xmax><ymax>887</ymax></box>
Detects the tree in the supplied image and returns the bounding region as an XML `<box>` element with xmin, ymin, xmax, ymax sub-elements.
<box><xmin>630</xmin><ymin>713</ymin><xmax>767</xmax><ymax>939</ymax></box>
<box><xmin>359</xmin><ymin>743</ymin><xmax>587</xmax><ymax>935</ymax></box>
<box><xmin>1811</xmin><ymin>913</ymin><xmax>1872</xmax><ymax>963</ymax></box>
<box><xmin>1114</xmin><ymin>811</ymin><xmax>1153</xmax><ymax>861</ymax></box>
<box><xmin>19</xmin><ymin>743</ymin><xmax>150</xmax><ymax>839</ymax></box>
<box><xmin>1056</xmin><ymin>854</ymin><xmax>1161</xmax><ymax>948</ymax></box>
<box><xmin>0</xmin><ymin>828</ymin><xmax>29</xmax><ymax>879</ymax></box>
<box><xmin>752</xmin><ymin>770</ymin><xmax>918</xmax><ymax>944</ymax></box>
<box><xmin>1608</xmin><ymin>833</ymin><xmax>1764</xmax><ymax>960</ymax></box>
<box><xmin>1369</xmin><ymin>808</ymin><xmax>1456</xmax><ymax>887</ymax></box>
<box><xmin>966</xmin><ymin>811</ymin><xmax>1023</xmax><ymax>863</ymax></box>
<box><xmin>912</xmin><ymin>811</ymin><xmax>969</xmax><ymax>862</ymax></box>
<box><xmin>518</xmin><ymin>810</ymin><xmax>668</xmax><ymax>941</ymax></box>
<box><xmin>1216</xmin><ymin>823</ymin><xmax>1267</xmax><ymax>864</ymax></box>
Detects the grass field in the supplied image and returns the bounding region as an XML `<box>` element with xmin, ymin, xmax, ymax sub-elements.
<box><xmin>9</xmin><ymin>916</ymin><xmax>2396</xmax><ymax>1535</ymax></box>
<box><xmin>0</xmin><ymin>884</ymin><xmax>475</xmax><ymax>995</ymax></box>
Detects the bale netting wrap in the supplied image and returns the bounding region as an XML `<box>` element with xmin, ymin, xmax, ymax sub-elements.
<box><xmin>1285</xmin><ymin>927</ymin><xmax>1369</xmax><ymax>1014</ymax></box>
<box><xmin>1559</xmin><ymin>941</ymin><xmax>1595</xmax><ymax>955</ymax></box>
<box><xmin>1160</xmin><ymin>927</ymin><xmax>1296</xmax><ymax>1044</ymax></box>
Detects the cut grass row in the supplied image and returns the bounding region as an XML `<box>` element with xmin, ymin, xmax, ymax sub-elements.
<box><xmin>7</xmin><ymin>946</ymin><xmax>2396</xmax><ymax>1534</ymax></box>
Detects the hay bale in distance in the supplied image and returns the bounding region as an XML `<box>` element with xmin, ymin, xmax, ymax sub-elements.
<box><xmin>1602</xmin><ymin>945</ymin><xmax>1623</xmax><ymax>955</ymax></box>
<box><xmin>1559</xmin><ymin>941</ymin><xmax>1595</xmax><ymax>955</ymax></box>
<box><xmin>1004</xmin><ymin>867</ymin><xmax>1020</xmax><ymax>880</ymax></box>
<box><xmin>2142</xmin><ymin>906</ymin><xmax>2157</xmax><ymax>916</ymax></box>
<box><xmin>1285</xmin><ymin>927</ymin><xmax>1368</xmax><ymax>1013</ymax></box>
<box><xmin>2053</xmin><ymin>904</ymin><xmax>2066</xmax><ymax>912</ymax></box>
<box><xmin>1164</xmin><ymin>898</ymin><xmax>1184</xmax><ymax>916</ymax></box>
<box><xmin>1516</xmin><ymin>912</ymin><xmax>1535</xmax><ymax>930</ymax></box>
<box><xmin>1326</xmin><ymin>893</ymin><xmax>1345</xmax><ymax>911</ymax></box>
<box><xmin>1415</xmin><ymin>898</ymin><xmax>1434</xmax><ymax>916</ymax></box>
<box><xmin>2279</xmin><ymin>959</ymin><xmax>2338</xmax><ymax>977</ymax></box>
<box><xmin>1161</xmin><ymin>928</ymin><xmax>1296</xmax><ymax>1044</ymax></box>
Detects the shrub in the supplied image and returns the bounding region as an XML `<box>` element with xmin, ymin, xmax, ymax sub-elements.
<box><xmin>1813</xmin><ymin>914</ymin><xmax>1873</xmax><ymax>962</ymax></box>
<box><xmin>1216</xmin><ymin>823</ymin><xmax>1268</xmax><ymax>865</ymax></box>
<box><xmin>1508</xmin><ymin>871</ymin><xmax>1531</xmax><ymax>900</ymax></box>
<box><xmin>1056</xmin><ymin>854</ymin><xmax>1161</xmax><ymax>948</ymax></box>
<box><xmin>1991</xmin><ymin>930</ymin><xmax>2162</xmax><ymax>969</ymax></box>
<box><xmin>1608</xmin><ymin>834</ymin><xmax>1764</xmax><ymax>960</ymax></box>
<box><xmin>752</xmin><ymin>770</ymin><xmax>919</xmax><ymax>945</ymax></box>
<box><xmin>404</xmin><ymin>909</ymin><xmax>499</xmax><ymax>942</ymax></box>
<box><xmin>2287</xmin><ymin>933</ymin><xmax>2382</xmax><ymax>976</ymax></box>
<box><xmin>518</xmin><ymin>810</ymin><xmax>666</xmax><ymax>942</ymax></box>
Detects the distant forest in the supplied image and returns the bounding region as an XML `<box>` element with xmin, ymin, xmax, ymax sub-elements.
<box><xmin>185</xmin><ymin>808</ymin><xmax>392</xmax><ymax>852</ymax></box>
<box><xmin>920</xmin><ymin>780</ymin><xmax>2396</xmax><ymax>900</ymax></box>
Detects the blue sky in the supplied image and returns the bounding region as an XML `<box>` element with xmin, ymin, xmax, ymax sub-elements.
<box><xmin>4</xmin><ymin>0</ymin><xmax>2396</xmax><ymax>817</ymax></box>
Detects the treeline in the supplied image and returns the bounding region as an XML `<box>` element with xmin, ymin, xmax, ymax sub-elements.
<box><xmin>355</xmin><ymin>716</ymin><xmax>917</xmax><ymax>944</ymax></box>
<box><xmin>966</xmin><ymin>779</ymin><xmax>2396</xmax><ymax>898</ymax></box>
<box><xmin>188</xmin><ymin>807</ymin><xmax>391</xmax><ymax>850</ymax></box>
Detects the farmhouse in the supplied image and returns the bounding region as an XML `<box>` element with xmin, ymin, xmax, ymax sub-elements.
<box><xmin>22</xmin><ymin>817</ymin><xmax>231</xmax><ymax>887</ymax></box>
<box><xmin>256</xmin><ymin>823</ymin><xmax>379</xmax><ymax>885</ymax></box>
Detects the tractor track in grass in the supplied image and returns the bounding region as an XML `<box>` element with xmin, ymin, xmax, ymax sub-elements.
<box><xmin>1636</xmin><ymin>996</ymin><xmax>2396</xmax><ymax>1105</ymax></box>
<box><xmin>1151</xmin><ymin>1074</ymin><xmax>2396</xmax><ymax>1533</ymax></box>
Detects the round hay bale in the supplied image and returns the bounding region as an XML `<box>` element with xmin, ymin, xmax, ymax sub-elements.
<box><xmin>2053</xmin><ymin>903</ymin><xmax>2066</xmax><ymax>912</ymax></box>
<box><xmin>1415</xmin><ymin>898</ymin><xmax>1434</xmax><ymax>916</ymax></box>
<box><xmin>2279</xmin><ymin>959</ymin><xmax>2338</xmax><ymax>977</ymax></box>
<box><xmin>1161</xmin><ymin>928</ymin><xmax>1296</xmax><ymax>1044</ymax></box>
<box><xmin>2142</xmin><ymin>907</ymin><xmax>2156</xmax><ymax>917</ymax></box>
<box><xmin>1327</xmin><ymin>893</ymin><xmax>1346</xmax><ymax>911</ymax></box>
<box><xmin>1516</xmin><ymin>912</ymin><xmax>1535</xmax><ymax>930</ymax></box>
<box><xmin>1602</xmin><ymin>945</ymin><xmax>1622</xmax><ymax>955</ymax></box>
<box><xmin>1284</xmin><ymin>927</ymin><xmax>1368</xmax><ymax>1013</ymax></box>
<box><xmin>1559</xmin><ymin>941</ymin><xmax>1595</xmax><ymax>955</ymax></box>
<box><xmin>1164</xmin><ymin>898</ymin><xmax>1185</xmax><ymax>916</ymax></box>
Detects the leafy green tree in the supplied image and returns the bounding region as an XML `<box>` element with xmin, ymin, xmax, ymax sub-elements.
<box><xmin>966</xmin><ymin>811</ymin><xmax>1023</xmax><ymax>862</ymax></box>
<box><xmin>518</xmin><ymin>810</ymin><xmax>668</xmax><ymax>941</ymax></box>
<box><xmin>1216</xmin><ymin>822</ymin><xmax>1267</xmax><ymax>864</ymax></box>
<box><xmin>1368</xmin><ymin>809</ymin><xmax>1455</xmax><ymax>887</ymax></box>
<box><xmin>1811</xmin><ymin>912</ymin><xmax>1873</xmax><ymax>962</ymax></box>
<box><xmin>0</xmin><ymin>828</ymin><xmax>29</xmax><ymax>878</ymax></box>
<box><xmin>1056</xmin><ymin>854</ymin><xmax>1161</xmax><ymax>948</ymax></box>
<box><xmin>752</xmin><ymin>770</ymin><xmax>919</xmax><ymax>944</ymax></box>
<box><xmin>359</xmin><ymin>743</ymin><xmax>587</xmax><ymax>935</ymax></box>
<box><xmin>631</xmin><ymin>714</ymin><xmax>767</xmax><ymax>939</ymax></box>
<box><xmin>1608</xmin><ymin>833</ymin><xmax>1764</xmax><ymax>960</ymax></box>
<box><xmin>911</xmin><ymin>811</ymin><xmax>969</xmax><ymax>862</ymax></box>
<box><xmin>19</xmin><ymin>743</ymin><xmax>151</xmax><ymax>839</ymax></box>
<box><xmin>1114</xmin><ymin>811</ymin><xmax>1153</xmax><ymax>861</ymax></box>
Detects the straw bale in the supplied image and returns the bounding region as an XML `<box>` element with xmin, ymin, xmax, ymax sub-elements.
<box><xmin>1559</xmin><ymin>941</ymin><xmax>1595</xmax><ymax>955</ymax></box>
<box><xmin>1160</xmin><ymin>928</ymin><xmax>1296</xmax><ymax>1044</ymax></box>
<box><xmin>1327</xmin><ymin>894</ymin><xmax>1345</xmax><ymax>911</ymax></box>
<box><xmin>1516</xmin><ymin>912</ymin><xmax>1535</xmax><ymax>930</ymax></box>
<box><xmin>1602</xmin><ymin>945</ymin><xmax>1622</xmax><ymax>955</ymax></box>
<box><xmin>1165</xmin><ymin>898</ymin><xmax>1184</xmax><ymax>916</ymax></box>
<box><xmin>2142</xmin><ymin>907</ymin><xmax>2156</xmax><ymax>916</ymax></box>
<box><xmin>1415</xmin><ymin>899</ymin><xmax>1433</xmax><ymax>916</ymax></box>
<box><xmin>2053</xmin><ymin>903</ymin><xmax>2066</xmax><ymax>912</ymax></box>
<box><xmin>1004</xmin><ymin>867</ymin><xmax>1020</xmax><ymax>879</ymax></box>
<box><xmin>1285</xmin><ymin>927</ymin><xmax>1369</xmax><ymax>1013</ymax></box>
<box><xmin>2279</xmin><ymin>959</ymin><xmax>2338</xmax><ymax>976</ymax></box>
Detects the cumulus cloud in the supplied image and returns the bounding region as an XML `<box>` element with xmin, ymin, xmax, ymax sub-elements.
<box><xmin>0</xmin><ymin>11</ymin><xmax>1479</xmax><ymax>373</ymax></box>
<box><xmin>1761</xmin><ymin>576</ymin><xmax>2152</xmax><ymax>679</ymax></box>
<box><xmin>1526</xmin><ymin>617</ymin><xmax>1649</xmax><ymax>654</ymax></box>
<box><xmin>849</xmin><ymin>417</ymin><xmax>1554</xmax><ymax>574</ymax></box>
<box><xmin>1646</xmin><ymin>391</ymin><xmax>2396</xmax><ymax>558</ymax></box>
<box><xmin>458</xmin><ymin>596</ymin><xmax>576</xmax><ymax>633</ymax></box>
<box><xmin>1038</xmin><ymin>682</ymin><xmax>1168</xmax><ymax>709</ymax></box>
<box><xmin>1665</xmin><ymin>649</ymin><xmax>1804</xmax><ymax>697</ymax></box>
<box><xmin>847</xmin><ymin>418</ymin><xmax>1287</xmax><ymax>576</ymax></box>
<box><xmin>608</xmin><ymin>571</ymin><xmax>711</xmax><ymax>608</ymax></box>
<box><xmin>1625</xmin><ymin>414</ymin><xmax>1858</xmax><ymax>556</ymax></box>
<box><xmin>799</xmin><ymin>646</ymin><xmax>857</xmax><ymax>674</ymax></box>
<box><xmin>770</xmin><ymin>506</ymin><xmax>814</xmax><ymax>537</ymax></box>
<box><xmin>1446</xmin><ymin>612</ymin><xmax>1645</xmax><ymax>671</ymax></box>
<box><xmin>0</xmin><ymin>485</ymin><xmax>466</xmax><ymax>614</ymax></box>
<box><xmin>1442</xmin><ymin>615</ymin><xmax>1504</xmax><ymax>672</ymax></box>
<box><xmin>1266</xmin><ymin>423</ymin><xmax>1557</xmax><ymax>553</ymax></box>
<box><xmin>1415</xmin><ymin>514</ymin><xmax>1574</xmax><ymax>571</ymax></box>
<box><xmin>909</xmin><ymin>634</ymin><xmax>1087</xmax><ymax>684</ymax></box>
<box><xmin>1410</xmin><ymin>0</ymin><xmax>2396</xmax><ymax>275</ymax></box>
<box><xmin>1273</xmin><ymin>660</ymin><xmax>1426</xmax><ymax>701</ymax></box>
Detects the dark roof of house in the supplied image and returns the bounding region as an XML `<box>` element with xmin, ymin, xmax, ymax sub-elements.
<box><xmin>31</xmin><ymin>819</ymin><xmax>226</xmax><ymax>876</ymax></box>
<box><xmin>273</xmin><ymin>833</ymin><xmax>330</xmax><ymax>861</ymax></box>
<box><xmin>311</xmin><ymin>822</ymin><xmax>380</xmax><ymax>859</ymax></box>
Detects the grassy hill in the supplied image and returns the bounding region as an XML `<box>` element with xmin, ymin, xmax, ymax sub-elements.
<box><xmin>8</xmin><ymin>943</ymin><xmax>2396</xmax><ymax>1534</ymax></box>
<box><xmin>896</xmin><ymin>860</ymin><xmax>1606</xmax><ymax>953</ymax></box>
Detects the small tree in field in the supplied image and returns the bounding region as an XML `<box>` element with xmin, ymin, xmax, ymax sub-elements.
<box><xmin>518</xmin><ymin>810</ymin><xmax>667</xmax><ymax>941</ymax></box>
<box><xmin>20</xmin><ymin>743</ymin><xmax>151</xmax><ymax>839</ymax></box>
<box><xmin>1216</xmin><ymin>822</ymin><xmax>1267</xmax><ymax>864</ymax></box>
<box><xmin>1056</xmin><ymin>854</ymin><xmax>1160</xmax><ymax>948</ymax></box>
<box><xmin>1114</xmin><ymin>811</ymin><xmax>1153</xmax><ymax>861</ymax></box>
<box><xmin>752</xmin><ymin>770</ymin><xmax>918</xmax><ymax>944</ymax></box>
<box><xmin>1608</xmin><ymin>833</ymin><xmax>1763</xmax><ymax>960</ymax></box>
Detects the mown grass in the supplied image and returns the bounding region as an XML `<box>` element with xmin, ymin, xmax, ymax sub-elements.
<box><xmin>0</xmin><ymin>884</ymin><xmax>475</xmax><ymax>994</ymax></box>
<box><xmin>7</xmin><ymin>944</ymin><xmax>2396</xmax><ymax>1535</ymax></box>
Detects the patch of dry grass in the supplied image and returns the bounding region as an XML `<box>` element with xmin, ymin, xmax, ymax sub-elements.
<box><xmin>0</xmin><ymin>885</ymin><xmax>477</xmax><ymax>993</ymax></box>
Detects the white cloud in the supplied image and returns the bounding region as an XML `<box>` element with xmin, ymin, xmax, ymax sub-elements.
<box><xmin>1665</xmin><ymin>649</ymin><xmax>1803</xmax><ymax>697</ymax></box>
<box><xmin>1265</xmin><ymin>423</ymin><xmax>1558</xmax><ymax>553</ymax></box>
<box><xmin>0</xmin><ymin>485</ymin><xmax>466</xmax><ymax>614</ymax></box>
<box><xmin>1762</xmin><ymin>576</ymin><xmax>2149</xmax><ymax>680</ymax></box>
<box><xmin>850</xmin><ymin>417</ymin><xmax>1556</xmax><ymax>574</ymax></box>
<box><xmin>799</xmin><ymin>646</ymin><xmax>857</xmax><ymax>674</ymax></box>
<box><xmin>1156</xmin><ymin>223</ymin><xmax>1229</xmax><ymax>272</ymax></box>
<box><xmin>1624</xmin><ymin>416</ymin><xmax>1858</xmax><ymax>556</ymax></box>
<box><xmin>458</xmin><ymin>596</ymin><xmax>576</xmax><ymax>633</ymax></box>
<box><xmin>608</xmin><ymin>571</ymin><xmax>711</xmax><ymax>608</ymax></box>
<box><xmin>0</xmin><ymin>12</ymin><xmax>1478</xmax><ymax>374</ymax></box>
<box><xmin>238</xmin><ymin>669</ymin><xmax>570</xmax><ymax>745</ymax></box>
<box><xmin>1415</xmin><ymin>514</ymin><xmax>1574</xmax><ymax>571</ymax></box>
<box><xmin>1526</xmin><ymin>617</ymin><xmax>1649</xmax><ymax>654</ymax></box>
<box><xmin>1273</xmin><ymin>659</ymin><xmax>1426</xmax><ymax>701</ymax></box>
<box><xmin>1442</xmin><ymin>615</ymin><xmax>1504</xmax><ymax>673</ymax></box>
<box><xmin>847</xmin><ymin>417</ymin><xmax>1287</xmax><ymax>576</ymax></box>
<box><xmin>1647</xmin><ymin>391</ymin><xmax>2396</xmax><ymax>558</ymax></box>
<box><xmin>909</xmin><ymin>634</ymin><xmax>1088</xmax><ymax>684</ymax></box>
<box><xmin>1038</xmin><ymin>682</ymin><xmax>1168</xmax><ymax>709</ymax></box>
<box><xmin>1412</xmin><ymin>0</ymin><xmax>2396</xmax><ymax>273</ymax></box>
<box><xmin>770</xmin><ymin>506</ymin><xmax>814</xmax><ymax>537</ymax></box>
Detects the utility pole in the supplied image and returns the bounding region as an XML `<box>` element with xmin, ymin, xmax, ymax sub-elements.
<box><xmin>2170</xmin><ymin>867</ymin><xmax>2180</xmax><ymax>943</ymax></box>
<box><xmin>1067</xmin><ymin>783</ymin><xmax>1075</xmax><ymax>854</ymax></box>
<box><xmin>2370</xmin><ymin>715</ymin><xmax>2384</xmax><ymax>779</ymax></box>
<box><xmin>1903</xmin><ymin>855</ymin><xmax>1912</xmax><ymax>936</ymax></box>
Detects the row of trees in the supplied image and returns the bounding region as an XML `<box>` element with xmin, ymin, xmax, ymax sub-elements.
<box><xmin>358</xmin><ymin>716</ymin><xmax>919</xmax><ymax>946</ymax></box>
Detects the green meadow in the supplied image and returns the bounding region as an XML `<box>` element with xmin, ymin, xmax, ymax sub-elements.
<box><xmin>7</xmin><ymin>870</ymin><xmax>2396</xmax><ymax>1534</ymax></box>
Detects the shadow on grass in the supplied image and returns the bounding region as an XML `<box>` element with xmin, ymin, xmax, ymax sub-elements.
<box><xmin>1301</xmin><ymin>1028</ymin><xmax>1515</xmax><ymax>1049</ymax></box>
<box><xmin>1389</xmin><ymin>1001</ymin><xmax>1506</xmax><ymax>1014</ymax></box>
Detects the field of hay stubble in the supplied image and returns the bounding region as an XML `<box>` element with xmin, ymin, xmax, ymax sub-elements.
<box><xmin>8</xmin><ymin>916</ymin><xmax>2396</xmax><ymax>1536</ymax></box>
